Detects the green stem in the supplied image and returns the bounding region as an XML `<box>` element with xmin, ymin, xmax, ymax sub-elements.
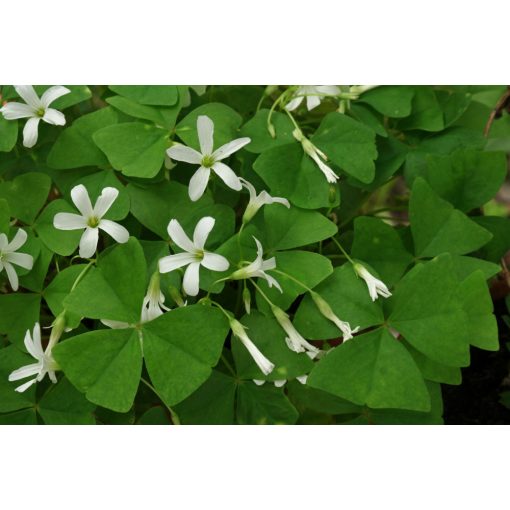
<box><xmin>272</xmin><ymin>269</ymin><xmax>313</xmax><ymax>293</ymax></box>
<box><xmin>141</xmin><ymin>377</ymin><xmax>181</xmax><ymax>425</ymax></box>
<box><xmin>70</xmin><ymin>259</ymin><xmax>95</xmax><ymax>292</ymax></box>
<box><xmin>249</xmin><ymin>279</ymin><xmax>275</xmax><ymax>307</ymax></box>
<box><xmin>330</xmin><ymin>237</ymin><xmax>355</xmax><ymax>265</ymax></box>
<box><xmin>221</xmin><ymin>354</ymin><xmax>237</xmax><ymax>377</ymax></box>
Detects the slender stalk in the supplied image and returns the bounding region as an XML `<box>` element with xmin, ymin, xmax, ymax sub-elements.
<box><xmin>141</xmin><ymin>377</ymin><xmax>181</xmax><ymax>425</ymax></box>
<box><xmin>330</xmin><ymin>237</ymin><xmax>356</xmax><ymax>265</ymax></box>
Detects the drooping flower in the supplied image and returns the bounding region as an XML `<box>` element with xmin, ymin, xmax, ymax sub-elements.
<box><xmin>292</xmin><ymin>128</ymin><xmax>339</xmax><ymax>183</ymax></box>
<box><xmin>0</xmin><ymin>229</ymin><xmax>34</xmax><ymax>291</ymax></box>
<box><xmin>230</xmin><ymin>318</ymin><xmax>275</xmax><ymax>376</ymax></box>
<box><xmin>310</xmin><ymin>291</ymin><xmax>359</xmax><ymax>341</ymax></box>
<box><xmin>354</xmin><ymin>263</ymin><xmax>392</xmax><ymax>301</ymax></box>
<box><xmin>239</xmin><ymin>178</ymin><xmax>290</xmax><ymax>223</ymax></box>
<box><xmin>271</xmin><ymin>305</ymin><xmax>320</xmax><ymax>359</ymax></box>
<box><xmin>53</xmin><ymin>184</ymin><xmax>129</xmax><ymax>259</ymax></box>
<box><xmin>230</xmin><ymin>237</ymin><xmax>282</xmax><ymax>292</ymax></box>
<box><xmin>0</xmin><ymin>85</ymin><xmax>70</xmax><ymax>148</ymax></box>
<box><xmin>8</xmin><ymin>323</ymin><xmax>59</xmax><ymax>392</ymax></box>
<box><xmin>285</xmin><ymin>85</ymin><xmax>341</xmax><ymax>112</ymax></box>
<box><xmin>167</xmin><ymin>115</ymin><xmax>251</xmax><ymax>201</ymax></box>
<box><xmin>158</xmin><ymin>217</ymin><xmax>229</xmax><ymax>297</ymax></box>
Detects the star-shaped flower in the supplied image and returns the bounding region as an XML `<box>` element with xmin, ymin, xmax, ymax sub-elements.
<box><xmin>167</xmin><ymin>115</ymin><xmax>251</xmax><ymax>201</ymax></box>
<box><xmin>239</xmin><ymin>178</ymin><xmax>290</xmax><ymax>223</ymax></box>
<box><xmin>354</xmin><ymin>263</ymin><xmax>392</xmax><ymax>301</ymax></box>
<box><xmin>158</xmin><ymin>217</ymin><xmax>229</xmax><ymax>297</ymax></box>
<box><xmin>0</xmin><ymin>85</ymin><xmax>70</xmax><ymax>148</ymax></box>
<box><xmin>53</xmin><ymin>184</ymin><xmax>130</xmax><ymax>259</ymax></box>
<box><xmin>285</xmin><ymin>85</ymin><xmax>341</xmax><ymax>112</ymax></box>
<box><xmin>0</xmin><ymin>229</ymin><xmax>34</xmax><ymax>291</ymax></box>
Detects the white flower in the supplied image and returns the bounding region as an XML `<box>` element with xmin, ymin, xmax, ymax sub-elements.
<box><xmin>292</xmin><ymin>128</ymin><xmax>339</xmax><ymax>183</ymax></box>
<box><xmin>354</xmin><ymin>263</ymin><xmax>392</xmax><ymax>301</ymax></box>
<box><xmin>240</xmin><ymin>177</ymin><xmax>290</xmax><ymax>223</ymax></box>
<box><xmin>0</xmin><ymin>85</ymin><xmax>70</xmax><ymax>148</ymax></box>
<box><xmin>53</xmin><ymin>184</ymin><xmax>130</xmax><ymax>259</ymax></box>
<box><xmin>0</xmin><ymin>229</ymin><xmax>34</xmax><ymax>291</ymax></box>
<box><xmin>158</xmin><ymin>217</ymin><xmax>229</xmax><ymax>297</ymax></box>
<box><xmin>167</xmin><ymin>115</ymin><xmax>251</xmax><ymax>201</ymax></box>
<box><xmin>310</xmin><ymin>292</ymin><xmax>360</xmax><ymax>341</ymax></box>
<box><xmin>230</xmin><ymin>237</ymin><xmax>282</xmax><ymax>292</ymax></box>
<box><xmin>8</xmin><ymin>323</ymin><xmax>58</xmax><ymax>392</ymax></box>
<box><xmin>230</xmin><ymin>318</ymin><xmax>275</xmax><ymax>376</ymax></box>
<box><xmin>285</xmin><ymin>85</ymin><xmax>341</xmax><ymax>112</ymax></box>
<box><xmin>271</xmin><ymin>305</ymin><xmax>320</xmax><ymax>359</ymax></box>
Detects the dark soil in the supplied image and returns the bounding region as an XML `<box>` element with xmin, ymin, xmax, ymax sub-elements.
<box><xmin>443</xmin><ymin>298</ymin><xmax>510</xmax><ymax>425</ymax></box>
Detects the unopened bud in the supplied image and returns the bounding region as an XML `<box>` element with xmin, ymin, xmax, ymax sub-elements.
<box><xmin>168</xmin><ymin>285</ymin><xmax>185</xmax><ymax>307</ymax></box>
<box><xmin>268</xmin><ymin>122</ymin><xmax>276</xmax><ymax>139</ymax></box>
<box><xmin>243</xmin><ymin>287</ymin><xmax>252</xmax><ymax>315</ymax></box>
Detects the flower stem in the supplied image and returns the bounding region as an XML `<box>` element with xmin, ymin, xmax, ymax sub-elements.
<box><xmin>330</xmin><ymin>237</ymin><xmax>356</xmax><ymax>265</ymax></box>
<box><xmin>272</xmin><ymin>269</ymin><xmax>313</xmax><ymax>292</ymax></box>
<box><xmin>141</xmin><ymin>377</ymin><xmax>181</xmax><ymax>425</ymax></box>
<box><xmin>249</xmin><ymin>279</ymin><xmax>275</xmax><ymax>307</ymax></box>
<box><xmin>70</xmin><ymin>259</ymin><xmax>95</xmax><ymax>292</ymax></box>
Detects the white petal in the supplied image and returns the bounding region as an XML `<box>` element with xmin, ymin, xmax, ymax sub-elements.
<box><xmin>93</xmin><ymin>187</ymin><xmax>119</xmax><ymax>218</ymax></box>
<box><xmin>193</xmin><ymin>216</ymin><xmax>215</xmax><ymax>249</ymax></box>
<box><xmin>101</xmin><ymin>319</ymin><xmax>131</xmax><ymax>329</ymax></box>
<box><xmin>306</xmin><ymin>94</ymin><xmax>321</xmax><ymax>111</ymax></box>
<box><xmin>8</xmin><ymin>362</ymin><xmax>41</xmax><ymax>381</ymax></box>
<box><xmin>258</xmin><ymin>190</ymin><xmax>290</xmax><ymax>208</ymax></box>
<box><xmin>183</xmin><ymin>261</ymin><xmax>201</xmax><ymax>296</ymax></box>
<box><xmin>188</xmin><ymin>166</ymin><xmax>211</xmax><ymax>202</ymax></box>
<box><xmin>53</xmin><ymin>212</ymin><xmax>87</xmax><ymax>230</ymax></box>
<box><xmin>197</xmin><ymin>115</ymin><xmax>214</xmax><ymax>155</ymax></box>
<box><xmin>167</xmin><ymin>144</ymin><xmax>203</xmax><ymax>164</ymax></box>
<box><xmin>274</xmin><ymin>379</ymin><xmax>286</xmax><ymax>388</ymax></box>
<box><xmin>42</xmin><ymin>108</ymin><xmax>65</xmax><ymax>126</ymax></box>
<box><xmin>15</xmin><ymin>85</ymin><xmax>41</xmax><ymax>109</ymax></box>
<box><xmin>5</xmin><ymin>228</ymin><xmax>27</xmax><ymax>252</ymax></box>
<box><xmin>70</xmin><ymin>184</ymin><xmax>94</xmax><ymax>217</ymax></box>
<box><xmin>253</xmin><ymin>379</ymin><xmax>266</xmax><ymax>386</ymax></box>
<box><xmin>212</xmin><ymin>137</ymin><xmax>251</xmax><ymax>160</ymax></box>
<box><xmin>158</xmin><ymin>252</ymin><xmax>196</xmax><ymax>273</ymax></box>
<box><xmin>0</xmin><ymin>102</ymin><xmax>35</xmax><ymax>119</ymax></box>
<box><xmin>79</xmin><ymin>227</ymin><xmax>99</xmax><ymax>259</ymax></box>
<box><xmin>263</xmin><ymin>273</ymin><xmax>282</xmax><ymax>293</ymax></box>
<box><xmin>22</xmin><ymin>117</ymin><xmax>40</xmax><ymax>148</ymax></box>
<box><xmin>32</xmin><ymin>323</ymin><xmax>43</xmax><ymax>354</ymax></box>
<box><xmin>4</xmin><ymin>261</ymin><xmax>19</xmax><ymax>291</ymax></box>
<box><xmin>99</xmin><ymin>219</ymin><xmax>129</xmax><ymax>243</ymax></box>
<box><xmin>285</xmin><ymin>96</ymin><xmax>303</xmax><ymax>112</ymax></box>
<box><xmin>14</xmin><ymin>378</ymin><xmax>38</xmax><ymax>393</ymax></box>
<box><xmin>202</xmin><ymin>252</ymin><xmax>229</xmax><ymax>272</ymax></box>
<box><xmin>316</xmin><ymin>85</ymin><xmax>340</xmax><ymax>96</ymax></box>
<box><xmin>239</xmin><ymin>177</ymin><xmax>257</xmax><ymax>199</ymax></box>
<box><xmin>5</xmin><ymin>252</ymin><xmax>33</xmax><ymax>270</ymax></box>
<box><xmin>40</xmin><ymin>86</ymin><xmax>70</xmax><ymax>108</ymax></box>
<box><xmin>0</xmin><ymin>233</ymin><xmax>7</xmax><ymax>250</ymax></box>
<box><xmin>211</xmin><ymin>162</ymin><xmax>242</xmax><ymax>191</ymax></box>
<box><xmin>296</xmin><ymin>375</ymin><xmax>308</xmax><ymax>385</ymax></box>
<box><xmin>24</xmin><ymin>330</ymin><xmax>41</xmax><ymax>360</ymax></box>
<box><xmin>167</xmin><ymin>219</ymin><xmax>195</xmax><ymax>252</ymax></box>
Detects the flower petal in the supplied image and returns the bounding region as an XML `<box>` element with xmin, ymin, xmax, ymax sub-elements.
<box><xmin>8</xmin><ymin>362</ymin><xmax>41</xmax><ymax>381</ymax></box>
<box><xmin>188</xmin><ymin>166</ymin><xmax>210</xmax><ymax>202</ymax></box>
<box><xmin>5</xmin><ymin>228</ymin><xmax>27</xmax><ymax>252</ymax></box>
<box><xmin>202</xmin><ymin>252</ymin><xmax>229</xmax><ymax>272</ymax></box>
<box><xmin>3</xmin><ymin>261</ymin><xmax>19</xmax><ymax>291</ymax></box>
<box><xmin>15</xmin><ymin>378</ymin><xmax>38</xmax><ymax>393</ymax></box>
<box><xmin>193</xmin><ymin>216</ymin><xmax>215</xmax><ymax>249</ymax></box>
<box><xmin>158</xmin><ymin>252</ymin><xmax>196</xmax><ymax>273</ymax></box>
<box><xmin>167</xmin><ymin>144</ymin><xmax>203</xmax><ymax>164</ymax></box>
<box><xmin>24</xmin><ymin>329</ymin><xmax>41</xmax><ymax>360</ymax></box>
<box><xmin>285</xmin><ymin>96</ymin><xmax>303</xmax><ymax>112</ymax></box>
<box><xmin>183</xmin><ymin>261</ymin><xmax>201</xmax><ymax>296</ymax></box>
<box><xmin>0</xmin><ymin>234</ymin><xmax>7</xmax><ymax>250</ymax></box>
<box><xmin>5</xmin><ymin>252</ymin><xmax>33</xmax><ymax>270</ymax></box>
<box><xmin>212</xmin><ymin>137</ymin><xmax>251</xmax><ymax>160</ymax></box>
<box><xmin>99</xmin><ymin>219</ymin><xmax>129</xmax><ymax>244</ymax></box>
<box><xmin>70</xmin><ymin>184</ymin><xmax>93</xmax><ymax>217</ymax></box>
<box><xmin>40</xmin><ymin>86</ymin><xmax>70</xmax><ymax>108</ymax></box>
<box><xmin>239</xmin><ymin>177</ymin><xmax>257</xmax><ymax>199</ymax></box>
<box><xmin>0</xmin><ymin>102</ymin><xmax>35</xmax><ymax>119</ymax></box>
<box><xmin>211</xmin><ymin>161</ymin><xmax>242</xmax><ymax>191</ymax></box>
<box><xmin>167</xmin><ymin>219</ymin><xmax>195</xmax><ymax>252</ymax></box>
<box><xmin>42</xmin><ymin>108</ymin><xmax>65</xmax><ymax>126</ymax></box>
<box><xmin>79</xmin><ymin>227</ymin><xmax>99</xmax><ymax>259</ymax></box>
<box><xmin>15</xmin><ymin>85</ymin><xmax>41</xmax><ymax>109</ymax></box>
<box><xmin>197</xmin><ymin>115</ymin><xmax>214</xmax><ymax>155</ymax></box>
<box><xmin>306</xmin><ymin>94</ymin><xmax>321</xmax><ymax>111</ymax></box>
<box><xmin>32</xmin><ymin>323</ymin><xmax>43</xmax><ymax>355</ymax></box>
<box><xmin>53</xmin><ymin>212</ymin><xmax>87</xmax><ymax>230</ymax></box>
<box><xmin>101</xmin><ymin>319</ymin><xmax>131</xmax><ymax>329</ymax></box>
<box><xmin>93</xmin><ymin>187</ymin><xmax>119</xmax><ymax>218</ymax></box>
<box><xmin>22</xmin><ymin>117</ymin><xmax>40</xmax><ymax>148</ymax></box>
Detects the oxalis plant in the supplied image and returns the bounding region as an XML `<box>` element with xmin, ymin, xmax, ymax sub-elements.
<box><xmin>0</xmin><ymin>84</ymin><xmax>509</xmax><ymax>425</ymax></box>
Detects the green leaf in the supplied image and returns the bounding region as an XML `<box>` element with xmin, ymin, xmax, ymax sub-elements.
<box><xmin>0</xmin><ymin>294</ymin><xmax>41</xmax><ymax>347</ymax></box>
<box><xmin>349</xmin><ymin>104</ymin><xmax>387</xmax><ymax>137</ymax></box>
<box><xmin>421</xmin><ymin>150</ymin><xmax>507</xmax><ymax>212</ymax></box>
<box><xmin>398</xmin><ymin>87</ymin><xmax>444</xmax><ymax>132</ymax></box>
<box><xmin>0</xmin><ymin>408</ymin><xmax>37</xmax><ymax>424</ymax></box>
<box><xmin>410</xmin><ymin>177</ymin><xmax>492</xmax><ymax>257</ymax></box>
<box><xmin>474</xmin><ymin>216</ymin><xmax>510</xmax><ymax>262</ymax></box>
<box><xmin>308</xmin><ymin>328</ymin><xmax>430</xmax><ymax>411</ymax></box>
<box><xmin>253</xmin><ymin>142</ymin><xmax>338</xmax><ymax>209</ymax></box>
<box><xmin>38</xmin><ymin>377</ymin><xmax>96</xmax><ymax>424</ymax></box>
<box><xmin>137</xmin><ymin>406</ymin><xmax>171</xmax><ymax>425</ymax></box>
<box><xmin>294</xmin><ymin>263</ymin><xmax>385</xmax><ymax>340</ymax></box>
<box><xmin>64</xmin><ymin>238</ymin><xmax>146</xmax><ymax>324</ymax></box>
<box><xmin>451</xmin><ymin>255</ymin><xmax>501</xmax><ymax>281</ymax></box>
<box><xmin>53</xmin><ymin>328</ymin><xmax>143</xmax><ymax>412</ymax></box>
<box><xmin>142</xmin><ymin>305</ymin><xmax>230</xmax><ymax>406</ymax></box>
<box><xmin>19</xmin><ymin>242</ymin><xmax>53</xmax><ymax>293</ymax></box>
<box><xmin>236</xmin><ymin>382</ymin><xmax>299</xmax><ymax>425</ymax></box>
<box><xmin>93</xmin><ymin>122</ymin><xmax>169</xmax><ymax>178</ymax></box>
<box><xmin>175</xmin><ymin>102</ymin><xmax>243</xmax><ymax>149</ymax></box>
<box><xmin>0</xmin><ymin>116</ymin><xmax>17</xmax><ymax>152</ymax></box>
<box><xmin>47</xmin><ymin>107</ymin><xmax>118</xmax><ymax>169</ymax></box>
<box><xmin>358</xmin><ymin>86</ymin><xmax>415</xmax><ymax>118</ymax></box>
<box><xmin>0</xmin><ymin>172</ymin><xmax>51</xmax><ymax>224</ymax></box>
<box><xmin>388</xmin><ymin>254</ymin><xmax>470</xmax><ymax>366</ymax></box>
<box><xmin>46</xmin><ymin>85</ymin><xmax>92</xmax><ymax>110</ymax></box>
<box><xmin>109</xmin><ymin>85</ymin><xmax>179</xmax><ymax>106</ymax></box>
<box><xmin>312</xmin><ymin>112</ymin><xmax>378</xmax><ymax>183</ymax></box>
<box><xmin>351</xmin><ymin>217</ymin><xmax>413</xmax><ymax>285</ymax></box>
<box><xmin>0</xmin><ymin>199</ymin><xmax>9</xmax><ymax>233</ymax></box>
